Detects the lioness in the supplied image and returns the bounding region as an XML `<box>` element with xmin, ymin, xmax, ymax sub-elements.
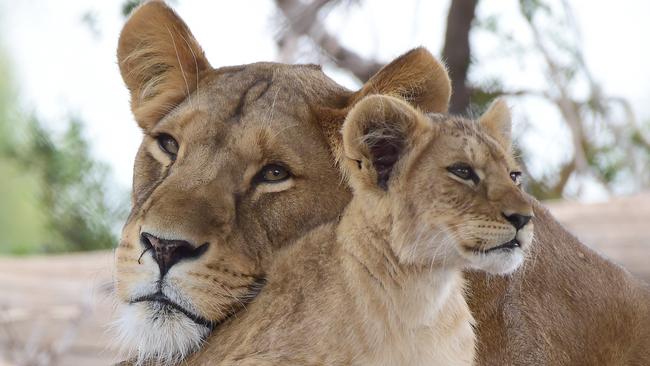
<box><xmin>114</xmin><ymin>2</ymin><xmax>650</xmax><ymax>365</ymax></box>
<box><xmin>180</xmin><ymin>92</ymin><xmax>532</xmax><ymax>365</ymax></box>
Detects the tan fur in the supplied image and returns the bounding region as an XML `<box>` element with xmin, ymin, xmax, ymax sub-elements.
<box><xmin>114</xmin><ymin>2</ymin><xmax>650</xmax><ymax>365</ymax></box>
<box><xmin>180</xmin><ymin>93</ymin><xmax>533</xmax><ymax>366</ymax></box>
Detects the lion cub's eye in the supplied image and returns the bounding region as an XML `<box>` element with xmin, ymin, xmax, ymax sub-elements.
<box><xmin>256</xmin><ymin>164</ymin><xmax>290</xmax><ymax>183</ymax></box>
<box><xmin>157</xmin><ymin>133</ymin><xmax>179</xmax><ymax>158</ymax></box>
<box><xmin>510</xmin><ymin>171</ymin><xmax>523</xmax><ymax>185</ymax></box>
<box><xmin>447</xmin><ymin>163</ymin><xmax>480</xmax><ymax>184</ymax></box>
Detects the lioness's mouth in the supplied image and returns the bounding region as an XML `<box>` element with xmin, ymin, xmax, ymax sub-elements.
<box><xmin>131</xmin><ymin>292</ymin><xmax>215</xmax><ymax>329</ymax></box>
<box><xmin>478</xmin><ymin>239</ymin><xmax>521</xmax><ymax>253</ymax></box>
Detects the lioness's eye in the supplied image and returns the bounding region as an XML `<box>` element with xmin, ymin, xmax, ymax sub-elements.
<box><xmin>157</xmin><ymin>133</ymin><xmax>179</xmax><ymax>158</ymax></box>
<box><xmin>256</xmin><ymin>164</ymin><xmax>290</xmax><ymax>183</ymax></box>
<box><xmin>510</xmin><ymin>171</ymin><xmax>522</xmax><ymax>185</ymax></box>
<box><xmin>447</xmin><ymin>163</ymin><xmax>479</xmax><ymax>184</ymax></box>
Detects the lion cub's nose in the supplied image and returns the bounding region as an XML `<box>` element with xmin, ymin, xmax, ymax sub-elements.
<box><xmin>140</xmin><ymin>232</ymin><xmax>209</xmax><ymax>277</ymax></box>
<box><xmin>502</xmin><ymin>213</ymin><xmax>532</xmax><ymax>230</ymax></box>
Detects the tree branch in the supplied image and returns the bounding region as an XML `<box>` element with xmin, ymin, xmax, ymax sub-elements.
<box><xmin>274</xmin><ymin>0</ymin><xmax>383</xmax><ymax>82</ymax></box>
<box><xmin>550</xmin><ymin>158</ymin><xmax>576</xmax><ymax>196</ymax></box>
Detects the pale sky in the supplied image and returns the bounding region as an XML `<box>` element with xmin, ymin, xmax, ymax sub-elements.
<box><xmin>1</xmin><ymin>0</ymin><xmax>649</xmax><ymax>201</ymax></box>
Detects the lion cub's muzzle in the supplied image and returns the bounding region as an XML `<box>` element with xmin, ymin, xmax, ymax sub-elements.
<box><xmin>464</xmin><ymin>210</ymin><xmax>534</xmax><ymax>275</ymax></box>
<box><xmin>484</xmin><ymin>212</ymin><xmax>532</xmax><ymax>252</ymax></box>
<box><xmin>140</xmin><ymin>232</ymin><xmax>210</xmax><ymax>277</ymax></box>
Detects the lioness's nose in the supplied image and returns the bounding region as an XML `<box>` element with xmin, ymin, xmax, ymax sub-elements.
<box><xmin>140</xmin><ymin>232</ymin><xmax>209</xmax><ymax>277</ymax></box>
<box><xmin>502</xmin><ymin>213</ymin><xmax>532</xmax><ymax>230</ymax></box>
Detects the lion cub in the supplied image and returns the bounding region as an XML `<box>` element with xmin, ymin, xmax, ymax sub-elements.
<box><xmin>184</xmin><ymin>94</ymin><xmax>534</xmax><ymax>366</ymax></box>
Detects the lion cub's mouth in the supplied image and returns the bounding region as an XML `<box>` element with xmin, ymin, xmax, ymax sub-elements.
<box><xmin>476</xmin><ymin>238</ymin><xmax>521</xmax><ymax>254</ymax></box>
<box><xmin>131</xmin><ymin>292</ymin><xmax>215</xmax><ymax>329</ymax></box>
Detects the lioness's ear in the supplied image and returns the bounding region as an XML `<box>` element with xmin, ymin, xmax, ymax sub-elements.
<box><xmin>479</xmin><ymin>98</ymin><xmax>512</xmax><ymax>150</ymax></box>
<box><xmin>117</xmin><ymin>0</ymin><xmax>210</xmax><ymax>130</ymax></box>
<box><xmin>342</xmin><ymin>95</ymin><xmax>425</xmax><ymax>191</ymax></box>
<box><xmin>352</xmin><ymin>47</ymin><xmax>451</xmax><ymax>114</ymax></box>
<box><xmin>318</xmin><ymin>48</ymin><xmax>450</xmax><ymax>155</ymax></box>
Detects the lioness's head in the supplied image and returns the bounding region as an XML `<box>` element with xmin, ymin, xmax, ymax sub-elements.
<box><xmin>113</xmin><ymin>1</ymin><xmax>451</xmax><ymax>363</ymax></box>
<box><xmin>341</xmin><ymin>94</ymin><xmax>534</xmax><ymax>274</ymax></box>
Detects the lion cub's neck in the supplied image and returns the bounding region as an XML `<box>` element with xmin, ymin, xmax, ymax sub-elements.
<box><xmin>336</xmin><ymin>196</ymin><xmax>475</xmax><ymax>366</ymax></box>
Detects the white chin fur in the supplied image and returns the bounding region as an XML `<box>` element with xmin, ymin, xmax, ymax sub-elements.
<box><xmin>112</xmin><ymin>303</ymin><xmax>209</xmax><ymax>365</ymax></box>
<box><xmin>468</xmin><ymin>248</ymin><xmax>524</xmax><ymax>275</ymax></box>
<box><xmin>467</xmin><ymin>226</ymin><xmax>533</xmax><ymax>275</ymax></box>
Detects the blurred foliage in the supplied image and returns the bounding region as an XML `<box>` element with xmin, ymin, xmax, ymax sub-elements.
<box><xmin>474</xmin><ymin>0</ymin><xmax>650</xmax><ymax>198</ymax></box>
<box><xmin>121</xmin><ymin>0</ymin><xmax>143</xmax><ymax>17</ymax></box>
<box><xmin>0</xmin><ymin>52</ymin><xmax>49</xmax><ymax>254</ymax></box>
<box><xmin>0</xmin><ymin>52</ymin><xmax>128</xmax><ymax>254</ymax></box>
<box><xmin>6</xmin><ymin>118</ymin><xmax>128</xmax><ymax>252</ymax></box>
<box><xmin>519</xmin><ymin>0</ymin><xmax>552</xmax><ymax>21</ymax></box>
<box><xmin>121</xmin><ymin>0</ymin><xmax>176</xmax><ymax>18</ymax></box>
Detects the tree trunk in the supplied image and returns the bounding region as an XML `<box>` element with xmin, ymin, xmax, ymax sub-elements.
<box><xmin>442</xmin><ymin>0</ymin><xmax>478</xmax><ymax>114</ymax></box>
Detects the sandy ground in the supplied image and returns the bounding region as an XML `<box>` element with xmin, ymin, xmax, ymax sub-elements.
<box><xmin>0</xmin><ymin>192</ymin><xmax>648</xmax><ymax>365</ymax></box>
<box><xmin>0</xmin><ymin>252</ymin><xmax>116</xmax><ymax>365</ymax></box>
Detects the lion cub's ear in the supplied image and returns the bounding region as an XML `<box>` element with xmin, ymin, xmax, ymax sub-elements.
<box><xmin>479</xmin><ymin>98</ymin><xmax>512</xmax><ymax>150</ymax></box>
<box><xmin>117</xmin><ymin>1</ymin><xmax>211</xmax><ymax>130</ymax></box>
<box><xmin>319</xmin><ymin>48</ymin><xmax>450</xmax><ymax>156</ymax></box>
<box><xmin>342</xmin><ymin>95</ymin><xmax>427</xmax><ymax>191</ymax></box>
<box><xmin>352</xmin><ymin>47</ymin><xmax>451</xmax><ymax>114</ymax></box>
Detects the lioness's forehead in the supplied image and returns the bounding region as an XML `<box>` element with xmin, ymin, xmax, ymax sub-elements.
<box><xmin>192</xmin><ymin>65</ymin><xmax>308</xmax><ymax>124</ymax></box>
<box><xmin>159</xmin><ymin>62</ymin><xmax>346</xmax><ymax>132</ymax></box>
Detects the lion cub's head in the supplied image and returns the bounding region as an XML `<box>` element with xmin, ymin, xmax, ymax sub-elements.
<box><xmin>341</xmin><ymin>95</ymin><xmax>534</xmax><ymax>274</ymax></box>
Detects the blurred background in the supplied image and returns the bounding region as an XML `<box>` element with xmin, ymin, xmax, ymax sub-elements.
<box><xmin>0</xmin><ymin>0</ymin><xmax>648</xmax><ymax>364</ymax></box>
